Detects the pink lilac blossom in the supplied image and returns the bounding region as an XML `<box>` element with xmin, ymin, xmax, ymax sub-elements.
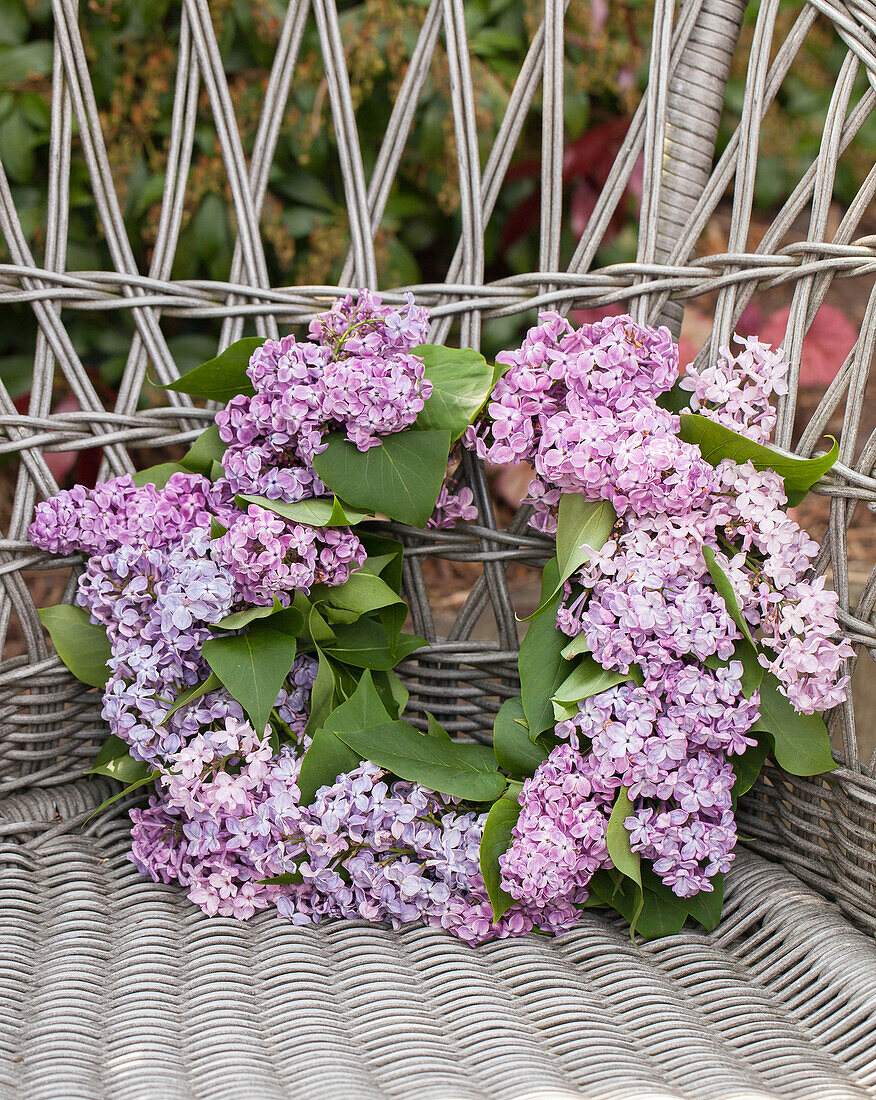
<box><xmin>32</xmin><ymin>308</ymin><xmax>850</xmax><ymax>937</ymax></box>
<box><xmin>680</xmin><ymin>335</ymin><xmax>790</xmax><ymax>443</ymax></box>
<box><xmin>483</xmin><ymin>314</ymin><xmax>848</xmax><ymax>903</ymax></box>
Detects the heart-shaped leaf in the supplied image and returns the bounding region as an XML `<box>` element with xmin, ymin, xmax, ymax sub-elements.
<box><xmin>202</xmin><ymin>623</ymin><xmax>297</xmax><ymax>735</ymax></box>
<box><xmin>163</xmin><ymin>337</ymin><xmax>261</xmax><ymax>402</ymax></box>
<box><xmin>731</xmin><ymin>735</ymin><xmax>769</xmax><ymax>797</ymax></box>
<box><xmin>319</xmin><ymin>572</ymin><xmax>404</xmax><ymax>620</ymax></box>
<box><xmin>480</xmin><ymin>788</ymin><xmax>522</xmax><ymax>921</ymax></box>
<box><xmin>89</xmin><ymin>735</ymin><xmax>151</xmax><ymax>784</ymax></box>
<box><xmin>160</xmin><ymin>673</ymin><xmax>222</xmax><ymax>725</ymax></box>
<box><xmin>679</xmin><ymin>413</ymin><xmax>837</xmax><ymax>506</ymax></box>
<box><xmin>412</xmin><ymin>344</ymin><xmax>495</xmax><ymax>439</ymax></box>
<box><xmin>313</xmin><ymin>429</ymin><xmax>452</xmax><ymax>527</ymax></box>
<box><xmin>338</xmin><ymin>720</ymin><xmax>506</xmax><ymax>802</ymax></box>
<box><xmin>38</xmin><ymin>604</ymin><xmax>111</xmax><ymax>689</ymax></box>
<box><xmin>702</xmin><ymin>546</ymin><xmax>756</xmax><ymax>648</ymax></box>
<box><xmin>215</xmin><ymin>597</ymin><xmax>290</xmax><ymax>632</ymax></box>
<box><xmin>327</xmin><ymin>618</ymin><xmax>425</xmax><ymax>670</ymax></box>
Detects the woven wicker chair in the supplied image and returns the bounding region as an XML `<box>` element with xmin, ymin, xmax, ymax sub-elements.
<box><xmin>1</xmin><ymin>0</ymin><xmax>875</xmax><ymax>1096</ymax></box>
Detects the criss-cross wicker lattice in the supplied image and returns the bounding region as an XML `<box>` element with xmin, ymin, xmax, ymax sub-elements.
<box><xmin>1</xmin><ymin>2</ymin><xmax>875</xmax><ymax>1097</ymax></box>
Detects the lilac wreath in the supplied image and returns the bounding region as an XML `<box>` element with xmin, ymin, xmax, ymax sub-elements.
<box><xmin>30</xmin><ymin>291</ymin><xmax>848</xmax><ymax>941</ymax></box>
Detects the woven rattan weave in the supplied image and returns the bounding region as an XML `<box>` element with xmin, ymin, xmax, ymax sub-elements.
<box><xmin>1</xmin><ymin>0</ymin><xmax>875</xmax><ymax>1096</ymax></box>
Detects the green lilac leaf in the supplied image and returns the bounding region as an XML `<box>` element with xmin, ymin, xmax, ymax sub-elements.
<box><xmin>37</xmin><ymin>604</ymin><xmax>111</xmax><ymax>689</ymax></box>
<box><xmin>492</xmin><ymin>697</ymin><xmax>549</xmax><ymax>778</ymax></box>
<box><xmin>237</xmin><ymin>494</ymin><xmax>371</xmax><ymax>527</ymax></box>
<box><xmin>215</xmin><ymin>597</ymin><xmax>287</xmax><ymax>631</ymax></box>
<box><xmin>84</xmin><ymin>772</ymin><xmax>159</xmax><ymax>823</ymax></box>
<box><xmin>519</xmin><ymin>558</ymin><xmax>568</xmax><ymax>740</ymax></box>
<box><xmin>312</xmin><ymin>429</ymin><xmax>452</xmax><ymax>527</ymax></box>
<box><xmin>552</xmin><ymin>656</ymin><xmax>637</xmax><ymax>708</ymax></box>
<box><xmin>731</xmin><ymin>735</ymin><xmax>769</xmax><ymax>797</ymax></box>
<box><xmin>303</xmin><ymin>648</ymin><xmax>339</xmax><ymax>738</ymax></box>
<box><xmin>701</xmin><ymin>545</ymin><xmax>756</xmax><ymax>648</ymax></box>
<box><xmin>89</xmin><ymin>735</ymin><xmax>150</xmax><ymax>785</ymax></box>
<box><xmin>480</xmin><ymin>792</ymin><xmax>522</xmax><ymax>921</ymax></box>
<box><xmin>338</xmin><ymin>720</ymin><xmax>506</xmax><ymax>802</ymax></box>
<box><xmin>163</xmin><ymin>336</ymin><xmax>261</xmax><ymax>402</ymax></box>
<box><xmin>371</xmin><ymin>669</ymin><xmax>409</xmax><ymax>719</ymax></box>
<box><xmin>316</xmin><ymin>571</ymin><xmax>405</xmax><ymax>618</ymax></box>
<box><xmin>180</xmin><ymin>424</ymin><xmax>227</xmax><ymax>476</ymax></box>
<box><xmin>679</xmin><ymin>413</ymin><xmax>838</xmax><ymax>506</ymax></box>
<box><xmin>680</xmin><ymin>873</ymin><xmax>724</xmax><ymax>932</ymax></box>
<box><xmin>202</xmin><ymin>624</ymin><xmax>297</xmax><ymax>735</ymax></box>
<box><xmin>131</xmin><ymin>462</ymin><xmax>188</xmax><ymax>489</ymax></box>
<box><xmin>327</xmin><ymin>618</ymin><xmax>425</xmax><ymax>670</ymax></box>
<box><xmin>297</xmin><ymin>670</ymin><xmax>393</xmax><ymax>803</ymax></box>
<box><xmin>751</xmin><ymin>671</ymin><xmax>836</xmax><ymax>775</ymax></box>
<box><xmin>561</xmin><ymin>633</ymin><xmax>591</xmax><ymax>660</ymax></box>
<box><xmin>412</xmin><ymin>343</ymin><xmax>495</xmax><ymax>438</ymax></box>
<box><xmin>524</xmin><ymin>496</ymin><xmax>616</xmax><ymax>619</ymax></box>
<box><xmin>606</xmin><ymin>786</ymin><xmax>641</xmax><ymax>889</ymax></box>
<box><xmin>160</xmin><ymin>673</ymin><xmax>221</xmax><ymax>725</ymax></box>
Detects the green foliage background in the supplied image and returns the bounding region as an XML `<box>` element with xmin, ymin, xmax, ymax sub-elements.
<box><xmin>0</xmin><ymin>0</ymin><xmax>870</xmax><ymax>402</ymax></box>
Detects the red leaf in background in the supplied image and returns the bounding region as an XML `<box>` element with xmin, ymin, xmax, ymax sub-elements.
<box><xmin>745</xmin><ymin>304</ymin><xmax>858</xmax><ymax>390</ymax></box>
<box><xmin>14</xmin><ymin>391</ymin><xmax>101</xmax><ymax>488</ymax></box>
<box><xmin>501</xmin><ymin>118</ymin><xmax>632</xmax><ymax>253</ymax></box>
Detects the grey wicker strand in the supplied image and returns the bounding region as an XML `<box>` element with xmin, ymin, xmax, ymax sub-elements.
<box><xmin>0</xmin><ymin>1</ymin><xmax>875</xmax><ymax>1096</ymax></box>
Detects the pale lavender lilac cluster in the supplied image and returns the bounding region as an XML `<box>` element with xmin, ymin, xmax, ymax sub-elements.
<box><xmin>476</xmin><ymin>312</ymin><xmax>851</xmax><ymax>906</ymax></box>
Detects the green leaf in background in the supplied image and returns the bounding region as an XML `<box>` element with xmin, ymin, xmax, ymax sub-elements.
<box><xmin>679</xmin><ymin>413</ymin><xmax>838</xmax><ymax>506</ymax></box>
<box><xmin>210</xmin><ymin>517</ymin><xmax>228</xmax><ymax>541</ymax></box>
<box><xmin>338</xmin><ymin>719</ymin><xmax>506</xmax><ymax>802</ymax></box>
<box><xmin>131</xmin><ymin>462</ymin><xmax>188</xmax><ymax>489</ymax></box>
<box><xmin>412</xmin><ymin>344</ymin><xmax>495</xmax><ymax>438</ymax></box>
<box><xmin>552</xmin><ymin>657</ymin><xmax>639</xmax><ymax>710</ymax></box>
<box><xmin>606</xmin><ymin>786</ymin><xmax>641</xmax><ymax>890</ymax></box>
<box><xmin>160</xmin><ymin>673</ymin><xmax>221</xmax><ymax>725</ymax></box>
<box><xmin>701</xmin><ymin>545</ymin><xmax>756</xmax><ymax>649</ymax></box>
<box><xmin>312</xmin><ymin>429</ymin><xmax>452</xmax><ymax>527</ymax></box>
<box><xmin>89</xmin><ymin>735</ymin><xmax>151</xmax><ymax>784</ymax></box>
<box><xmin>0</xmin><ymin>41</ymin><xmax>52</xmax><ymax>84</ymax></box>
<box><xmin>202</xmin><ymin>624</ymin><xmax>297</xmax><ymax>735</ymax></box>
<box><xmin>163</xmin><ymin>337</ymin><xmax>261</xmax><ymax>402</ymax></box>
<box><xmin>656</xmin><ymin>381</ymin><xmax>692</xmax><ymax>415</ymax></box>
<box><xmin>731</xmin><ymin>734</ymin><xmax>769</xmax><ymax>797</ymax></box>
<box><xmin>297</xmin><ymin>670</ymin><xmax>393</xmax><ymax>803</ymax></box>
<box><xmin>751</xmin><ymin>671</ymin><xmax>836</xmax><ymax>776</ymax></box>
<box><xmin>524</xmin><ymin>496</ymin><xmax>616</xmax><ymax>619</ymax></box>
<box><xmin>180</xmin><ymin>424</ymin><xmax>227</xmax><ymax>476</ymax></box>
<box><xmin>215</xmin><ymin>597</ymin><xmax>289</xmax><ymax>632</ymax></box>
<box><xmin>518</xmin><ymin>559</ymin><xmax>567</xmax><ymax>740</ymax></box>
<box><xmin>492</xmin><ymin>697</ymin><xmax>549</xmax><ymax>777</ymax></box>
<box><xmin>327</xmin><ymin>617</ymin><xmax>425</xmax><ymax>670</ymax></box>
<box><xmin>237</xmin><ymin>494</ymin><xmax>371</xmax><ymax>527</ymax></box>
<box><xmin>37</xmin><ymin>604</ymin><xmax>111</xmax><ymax>689</ymax></box>
<box><xmin>480</xmin><ymin>787</ymin><xmax>523</xmax><ymax>921</ymax></box>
